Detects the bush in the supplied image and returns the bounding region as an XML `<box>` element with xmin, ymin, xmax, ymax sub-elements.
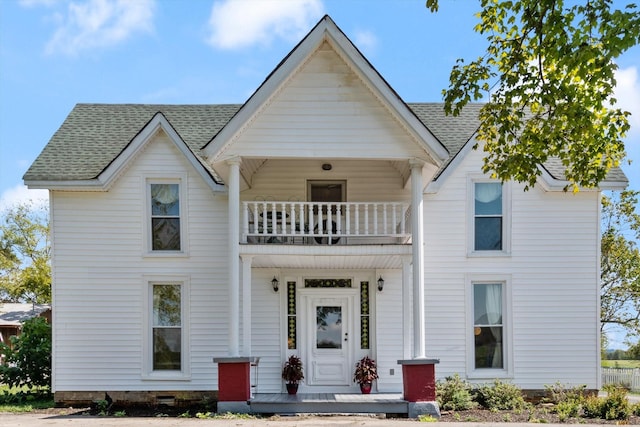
<box><xmin>601</xmin><ymin>384</ymin><xmax>630</xmax><ymax>421</ymax></box>
<box><xmin>582</xmin><ymin>395</ymin><xmax>604</xmax><ymax>418</ymax></box>
<box><xmin>543</xmin><ymin>381</ymin><xmax>587</xmax><ymax>404</ymax></box>
<box><xmin>436</xmin><ymin>374</ymin><xmax>476</xmax><ymax>411</ymax></box>
<box><xmin>0</xmin><ymin>317</ymin><xmax>51</xmax><ymax>391</ymax></box>
<box><xmin>474</xmin><ymin>379</ymin><xmax>525</xmax><ymax>411</ymax></box>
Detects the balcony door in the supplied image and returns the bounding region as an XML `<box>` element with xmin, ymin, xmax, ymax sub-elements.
<box><xmin>308</xmin><ymin>180</ymin><xmax>345</xmax><ymax>244</ymax></box>
<box><xmin>307</xmin><ymin>180</ymin><xmax>346</xmax><ymax>205</ymax></box>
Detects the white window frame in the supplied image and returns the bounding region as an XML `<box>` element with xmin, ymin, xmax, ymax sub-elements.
<box><xmin>144</xmin><ymin>174</ymin><xmax>189</xmax><ymax>257</ymax></box>
<box><xmin>467</xmin><ymin>176</ymin><xmax>511</xmax><ymax>257</ymax></box>
<box><xmin>465</xmin><ymin>275</ymin><xmax>513</xmax><ymax>379</ymax></box>
<box><xmin>142</xmin><ymin>276</ymin><xmax>191</xmax><ymax>380</ymax></box>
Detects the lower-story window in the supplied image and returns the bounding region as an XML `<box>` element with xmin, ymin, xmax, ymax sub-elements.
<box><xmin>144</xmin><ymin>278</ymin><xmax>190</xmax><ymax>379</ymax></box>
<box><xmin>153</xmin><ymin>284</ymin><xmax>182</xmax><ymax>370</ymax></box>
<box><xmin>468</xmin><ymin>277</ymin><xmax>512</xmax><ymax>378</ymax></box>
<box><xmin>473</xmin><ymin>283</ymin><xmax>503</xmax><ymax>369</ymax></box>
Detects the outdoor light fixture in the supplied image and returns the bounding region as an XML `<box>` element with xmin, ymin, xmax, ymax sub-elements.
<box><xmin>377</xmin><ymin>276</ymin><xmax>384</xmax><ymax>292</ymax></box>
<box><xmin>271</xmin><ymin>276</ymin><xmax>279</xmax><ymax>292</ymax></box>
<box><xmin>322</xmin><ymin>163</ymin><xmax>332</xmax><ymax>171</ymax></box>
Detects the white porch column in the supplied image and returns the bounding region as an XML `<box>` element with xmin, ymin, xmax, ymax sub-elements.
<box><xmin>241</xmin><ymin>255</ymin><xmax>253</xmax><ymax>355</ymax></box>
<box><xmin>228</xmin><ymin>158</ymin><xmax>241</xmax><ymax>357</ymax></box>
<box><xmin>410</xmin><ymin>159</ymin><xmax>426</xmax><ymax>359</ymax></box>
<box><xmin>402</xmin><ymin>255</ymin><xmax>412</xmax><ymax>360</ymax></box>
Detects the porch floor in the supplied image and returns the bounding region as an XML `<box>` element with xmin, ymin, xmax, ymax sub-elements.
<box><xmin>249</xmin><ymin>393</ymin><xmax>408</xmax><ymax>415</ymax></box>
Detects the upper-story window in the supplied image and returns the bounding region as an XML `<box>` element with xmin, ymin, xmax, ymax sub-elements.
<box><xmin>474</xmin><ymin>182</ymin><xmax>503</xmax><ymax>251</ymax></box>
<box><xmin>150</xmin><ymin>183</ymin><xmax>181</xmax><ymax>251</ymax></box>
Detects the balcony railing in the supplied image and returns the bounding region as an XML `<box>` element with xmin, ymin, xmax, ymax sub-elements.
<box><xmin>242</xmin><ymin>201</ymin><xmax>411</xmax><ymax>245</ymax></box>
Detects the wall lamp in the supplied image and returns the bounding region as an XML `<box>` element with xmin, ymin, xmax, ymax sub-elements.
<box><xmin>271</xmin><ymin>276</ymin><xmax>280</xmax><ymax>292</ymax></box>
<box><xmin>377</xmin><ymin>276</ymin><xmax>384</xmax><ymax>292</ymax></box>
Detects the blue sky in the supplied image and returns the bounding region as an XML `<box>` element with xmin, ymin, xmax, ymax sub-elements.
<box><xmin>0</xmin><ymin>1</ymin><xmax>639</xmax><ymax>345</ymax></box>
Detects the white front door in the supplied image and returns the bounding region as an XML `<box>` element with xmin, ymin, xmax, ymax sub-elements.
<box><xmin>304</xmin><ymin>295</ymin><xmax>354</xmax><ymax>386</ymax></box>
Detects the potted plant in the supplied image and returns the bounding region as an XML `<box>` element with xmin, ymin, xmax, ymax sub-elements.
<box><xmin>282</xmin><ymin>355</ymin><xmax>304</xmax><ymax>394</ymax></box>
<box><xmin>353</xmin><ymin>356</ymin><xmax>378</xmax><ymax>394</ymax></box>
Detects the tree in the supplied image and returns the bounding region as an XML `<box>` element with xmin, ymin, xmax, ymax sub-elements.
<box><xmin>427</xmin><ymin>0</ymin><xmax>640</xmax><ymax>191</ymax></box>
<box><xmin>0</xmin><ymin>316</ymin><xmax>52</xmax><ymax>391</ymax></box>
<box><xmin>600</xmin><ymin>190</ymin><xmax>640</xmax><ymax>339</ymax></box>
<box><xmin>0</xmin><ymin>201</ymin><xmax>50</xmax><ymax>303</ymax></box>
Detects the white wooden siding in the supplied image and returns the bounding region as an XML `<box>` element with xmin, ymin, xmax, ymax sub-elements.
<box><xmin>374</xmin><ymin>269</ymin><xmax>404</xmax><ymax>392</ymax></box>
<box><xmin>240</xmin><ymin>159</ymin><xmax>410</xmax><ymax>203</ymax></box>
<box><xmin>51</xmin><ymin>133</ymin><xmax>229</xmax><ymax>391</ymax></box>
<box><xmin>250</xmin><ymin>269</ymin><xmax>283</xmax><ymax>393</ymax></box>
<box><xmin>225</xmin><ymin>47</ymin><xmax>428</xmax><ymax>161</ymax></box>
<box><xmin>424</xmin><ymin>145</ymin><xmax>600</xmax><ymax>389</ymax></box>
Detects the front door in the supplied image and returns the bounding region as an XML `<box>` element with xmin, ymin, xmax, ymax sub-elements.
<box><xmin>304</xmin><ymin>295</ymin><xmax>354</xmax><ymax>386</ymax></box>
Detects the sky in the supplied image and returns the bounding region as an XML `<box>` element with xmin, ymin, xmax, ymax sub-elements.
<box><xmin>0</xmin><ymin>0</ymin><xmax>639</xmax><ymax>346</ymax></box>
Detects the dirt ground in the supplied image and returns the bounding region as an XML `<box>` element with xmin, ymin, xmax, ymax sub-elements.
<box><xmin>20</xmin><ymin>404</ymin><xmax>640</xmax><ymax>424</ymax></box>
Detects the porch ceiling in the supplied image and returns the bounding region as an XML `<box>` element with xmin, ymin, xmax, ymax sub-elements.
<box><xmin>240</xmin><ymin>244</ymin><xmax>412</xmax><ymax>269</ymax></box>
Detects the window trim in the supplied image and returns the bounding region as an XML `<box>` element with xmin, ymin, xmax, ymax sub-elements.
<box><xmin>465</xmin><ymin>275</ymin><xmax>513</xmax><ymax>379</ymax></box>
<box><xmin>144</xmin><ymin>175</ymin><xmax>189</xmax><ymax>257</ymax></box>
<box><xmin>142</xmin><ymin>276</ymin><xmax>191</xmax><ymax>380</ymax></box>
<box><xmin>467</xmin><ymin>176</ymin><xmax>511</xmax><ymax>257</ymax></box>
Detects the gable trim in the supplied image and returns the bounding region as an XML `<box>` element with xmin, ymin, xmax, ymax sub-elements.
<box><xmin>203</xmin><ymin>15</ymin><xmax>449</xmax><ymax>165</ymax></box>
<box><xmin>27</xmin><ymin>113</ymin><xmax>227</xmax><ymax>192</ymax></box>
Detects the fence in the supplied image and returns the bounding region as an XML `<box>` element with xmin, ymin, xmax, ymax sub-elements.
<box><xmin>601</xmin><ymin>367</ymin><xmax>640</xmax><ymax>391</ymax></box>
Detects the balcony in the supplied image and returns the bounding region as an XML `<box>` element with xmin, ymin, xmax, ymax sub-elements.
<box><xmin>242</xmin><ymin>201</ymin><xmax>411</xmax><ymax>245</ymax></box>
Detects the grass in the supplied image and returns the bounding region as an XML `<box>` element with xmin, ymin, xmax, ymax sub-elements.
<box><xmin>0</xmin><ymin>385</ymin><xmax>54</xmax><ymax>413</ymax></box>
<box><xmin>602</xmin><ymin>360</ymin><xmax>640</xmax><ymax>368</ymax></box>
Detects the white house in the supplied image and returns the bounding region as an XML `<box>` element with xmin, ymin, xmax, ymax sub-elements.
<box><xmin>24</xmin><ymin>16</ymin><xmax>627</xmax><ymax>408</ymax></box>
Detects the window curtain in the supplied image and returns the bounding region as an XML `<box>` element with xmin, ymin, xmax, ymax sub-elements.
<box><xmin>485</xmin><ymin>284</ymin><xmax>503</xmax><ymax>368</ymax></box>
<box><xmin>475</xmin><ymin>182</ymin><xmax>501</xmax><ymax>204</ymax></box>
<box><xmin>151</xmin><ymin>184</ymin><xmax>179</xmax><ymax>205</ymax></box>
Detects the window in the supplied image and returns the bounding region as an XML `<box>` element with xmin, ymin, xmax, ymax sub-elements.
<box><xmin>474</xmin><ymin>182</ymin><xmax>502</xmax><ymax>251</ymax></box>
<box><xmin>152</xmin><ymin>284</ymin><xmax>182</xmax><ymax>371</ymax></box>
<box><xmin>150</xmin><ymin>183</ymin><xmax>181</xmax><ymax>251</ymax></box>
<box><xmin>473</xmin><ymin>283</ymin><xmax>503</xmax><ymax>370</ymax></box>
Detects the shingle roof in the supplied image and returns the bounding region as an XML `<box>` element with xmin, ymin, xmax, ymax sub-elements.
<box><xmin>23</xmin><ymin>102</ymin><xmax>627</xmax><ymax>185</ymax></box>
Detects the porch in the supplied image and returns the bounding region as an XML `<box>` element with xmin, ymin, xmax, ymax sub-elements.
<box><xmin>249</xmin><ymin>393</ymin><xmax>408</xmax><ymax>415</ymax></box>
<box><xmin>241</xmin><ymin>200</ymin><xmax>411</xmax><ymax>245</ymax></box>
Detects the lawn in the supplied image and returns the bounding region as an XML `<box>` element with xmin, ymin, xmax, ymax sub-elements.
<box><xmin>0</xmin><ymin>385</ymin><xmax>54</xmax><ymax>413</ymax></box>
<box><xmin>602</xmin><ymin>360</ymin><xmax>640</xmax><ymax>368</ymax></box>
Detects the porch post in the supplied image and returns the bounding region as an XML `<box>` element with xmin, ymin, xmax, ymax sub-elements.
<box><xmin>241</xmin><ymin>255</ymin><xmax>253</xmax><ymax>354</ymax></box>
<box><xmin>228</xmin><ymin>157</ymin><xmax>241</xmax><ymax>357</ymax></box>
<box><xmin>402</xmin><ymin>255</ymin><xmax>412</xmax><ymax>360</ymax></box>
<box><xmin>409</xmin><ymin>159</ymin><xmax>425</xmax><ymax>359</ymax></box>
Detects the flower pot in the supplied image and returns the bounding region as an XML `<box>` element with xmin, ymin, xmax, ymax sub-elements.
<box><xmin>359</xmin><ymin>383</ymin><xmax>372</xmax><ymax>394</ymax></box>
<box><xmin>286</xmin><ymin>383</ymin><xmax>299</xmax><ymax>395</ymax></box>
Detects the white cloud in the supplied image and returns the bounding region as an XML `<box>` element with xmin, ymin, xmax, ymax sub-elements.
<box><xmin>614</xmin><ymin>66</ymin><xmax>640</xmax><ymax>136</ymax></box>
<box><xmin>0</xmin><ymin>185</ymin><xmax>48</xmax><ymax>212</ymax></box>
<box><xmin>19</xmin><ymin>0</ymin><xmax>60</xmax><ymax>7</ymax></box>
<box><xmin>206</xmin><ymin>0</ymin><xmax>323</xmax><ymax>50</ymax></box>
<box><xmin>44</xmin><ymin>0</ymin><xmax>155</xmax><ymax>56</ymax></box>
<box><xmin>353</xmin><ymin>29</ymin><xmax>377</xmax><ymax>56</ymax></box>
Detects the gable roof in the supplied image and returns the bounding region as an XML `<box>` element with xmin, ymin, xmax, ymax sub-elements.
<box><xmin>202</xmin><ymin>15</ymin><xmax>449</xmax><ymax>166</ymax></box>
<box><xmin>23</xmin><ymin>102</ymin><xmax>628</xmax><ymax>189</ymax></box>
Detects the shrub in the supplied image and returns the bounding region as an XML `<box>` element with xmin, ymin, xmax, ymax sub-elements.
<box><xmin>582</xmin><ymin>395</ymin><xmax>604</xmax><ymax>418</ymax></box>
<box><xmin>543</xmin><ymin>382</ymin><xmax>586</xmax><ymax>405</ymax></box>
<box><xmin>474</xmin><ymin>379</ymin><xmax>525</xmax><ymax>411</ymax></box>
<box><xmin>555</xmin><ymin>400</ymin><xmax>580</xmax><ymax>422</ymax></box>
<box><xmin>436</xmin><ymin>374</ymin><xmax>476</xmax><ymax>411</ymax></box>
<box><xmin>0</xmin><ymin>317</ymin><xmax>51</xmax><ymax>391</ymax></box>
<box><xmin>601</xmin><ymin>384</ymin><xmax>630</xmax><ymax>421</ymax></box>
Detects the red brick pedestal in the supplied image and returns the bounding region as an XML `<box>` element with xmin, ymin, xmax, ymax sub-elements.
<box><xmin>213</xmin><ymin>357</ymin><xmax>259</xmax><ymax>413</ymax></box>
<box><xmin>398</xmin><ymin>358</ymin><xmax>440</xmax><ymax>418</ymax></box>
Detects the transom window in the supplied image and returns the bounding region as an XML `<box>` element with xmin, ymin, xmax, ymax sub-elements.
<box><xmin>473</xmin><ymin>283</ymin><xmax>503</xmax><ymax>369</ymax></box>
<box><xmin>150</xmin><ymin>183</ymin><xmax>181</xmax><ymax>251</ymax></box>
<box><xmin>474</xmin><ymin>182</ymin><xmax>503</xmax><ymax>251</ymax></box>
